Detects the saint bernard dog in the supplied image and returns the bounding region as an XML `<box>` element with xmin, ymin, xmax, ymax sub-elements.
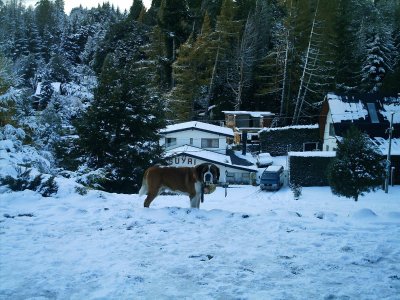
<box><xmin>139</xmin><ymin>163</ymin><xmax>220</xmax><ymax>208</ymax></box>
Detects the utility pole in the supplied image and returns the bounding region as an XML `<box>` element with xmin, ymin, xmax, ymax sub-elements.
<box><xmin>384</xmin><ymin>112</ymin><xmax>394</xmax><ymax>193</ymax></box>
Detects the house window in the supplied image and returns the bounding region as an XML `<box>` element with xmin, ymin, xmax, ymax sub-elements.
<box><xmin>190</xmin><ymin>138</ymin><xmax>193</xmax><ymax>145</ymax></box>
<box><xmin>367</xmin><ymin>103</ymin><xmax>379</xmax><ymax>123</ymax></box>
<box><xmin>329</xmin><ymin>124</ymin><xmax>335</xmax><ymax>136</ymax></box>
<box><xmin>303</xmin><ymin>142</ymin><xmax>318</xmax><ymax>151</ymax></box>
<box><xmin>201</xmin><ymin>138</ymin><xmax>219</xmax><ymax>148</ymax></box>
<box><xmin>242</xmin><ymin>173</ymin><xmax>250</xmax><ymax>184</ymax></box>
<box><xmin>165</xmin><ymin>137</ymin><xmax>177</xmax><ymax>147</ymax></box>
<box><xmin>226</xmin><ymin>171</ymin><xmax>235</xmax><ymax>183</ymax></box>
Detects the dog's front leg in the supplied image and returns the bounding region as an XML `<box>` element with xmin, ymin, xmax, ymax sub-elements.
<box><xmin>190</xmin><ymin>194</ymin><xmax>201</xmax><ymax>208</ymax></box>
<box><xmin>190</xmin><ymin>182</ymin><xmax>203</xmax><ymax>208</ymax></box>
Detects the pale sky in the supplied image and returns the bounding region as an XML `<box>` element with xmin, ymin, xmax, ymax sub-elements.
<box><xmin>25</xmin><ymin>0</ymin><xmax>152</xmax><ymax>14</ymax></box>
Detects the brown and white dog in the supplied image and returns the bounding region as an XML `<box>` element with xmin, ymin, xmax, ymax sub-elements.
<box><xmin>139</xmin><ymin>163</ymin><xmax>220</xmax><ymax>208</ymax></box>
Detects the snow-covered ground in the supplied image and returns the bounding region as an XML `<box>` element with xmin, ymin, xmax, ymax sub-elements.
<box><xmin>1</xmin><ymin>181</ymin><xmax>400</xmax><ymax>299</ymax></box>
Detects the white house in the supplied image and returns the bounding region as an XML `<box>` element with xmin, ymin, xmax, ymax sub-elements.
<box><xmin>165</xmin><ymin>145</ymin><xmax>258</xmax><ymax>184</ymax></box>
<box><xmin>159</xmin><ymin>121</ymin><xmax>257</xmax><ymax>184</ymax></box>
<box><xmin>319</xmin><ymin>93</ymin><xmax>400</xmax><ymax>184</ymax></box>
<box><xmin>160</xmin><ymin>121</ymin><xmax>234</xmax><ymax>154</ymax></box>
<box><xmin>320</xmin><ymin>93</ymin><xmax>400</xmax><ymax>152</ymax></box>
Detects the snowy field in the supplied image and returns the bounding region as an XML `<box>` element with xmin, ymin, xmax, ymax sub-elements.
<box><xmin>1</xmin><ymin>182</ymin><xmax>400</xmax><ymax>300</ymax></box>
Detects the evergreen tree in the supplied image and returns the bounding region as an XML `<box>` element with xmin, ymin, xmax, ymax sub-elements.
<box><xmin>46</xmin><ymin>53</ymin><xmax>70</xmax><ymax>82</ymax></box>
<box><xmin>129</xmin><ymin>0</ymin><xmax>145</xmax><ymax>21</ymax></box>
<box><xmin>168</xmin><ymin>34</ymin><xmax>196</xmax><ymax>121</ymax></box>
<box><xmin>76</xmin><ymin>52</ymin><xmax>166</xmax><ymax>193</ymax></box>
<box><xmin>0</xmin><ymin>54</ymin><xmax>17</xmax><ymax>126</ymax></box>
<box><xmin>357</xmin><ymin>0</ymin><xmax>398</xmax><ymax>93</ymax></box>
<box><xmin>327</xmin><ymin>126</ymin><xmax>385</xmax><ymax>202</ymax></box>
<box><xmin>156</xmin><ymin>0</ymin><xmax>191</xmax><ymax>88</ymax></box>
<box><xmin>334</xmin><ymin>0</ymin><xmax>362</xmax><ymax>92</ymax></box>
<box><xmin>168</xmin><ymin>12</ymin><xmax>219</xmax><ymax>121</ymax></box>
<box><xmin>207</xmin><ymin>0</ymin><xmax>242</xmax><ymax>117</ymax></box>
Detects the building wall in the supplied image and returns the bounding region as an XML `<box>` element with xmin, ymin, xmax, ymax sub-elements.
<box><xmin>323</xmin><ymin>112</ymin><xmax>338</xmax><ymax>151</ymax></box>
<box><xmin>160</xmin><ymin>130</ymin><xmax>228</xmax><ymax>154</ymax></box>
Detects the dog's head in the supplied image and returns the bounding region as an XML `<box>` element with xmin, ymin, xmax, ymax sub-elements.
<box><xmin>195</xmin><ymin>163</ymin><xmax>220</xmax><ymax>185</ymax></box>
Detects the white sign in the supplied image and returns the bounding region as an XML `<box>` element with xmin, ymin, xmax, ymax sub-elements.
<box><xmin>168</xmin><ymin>156</ymin><xmax>197</xmax><ymax>166</ymax></box>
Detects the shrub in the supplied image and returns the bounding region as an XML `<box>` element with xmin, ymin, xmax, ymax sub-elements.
<box><xmin>289</xmin><ymin>153</ymin><xmax>336</xmax><ymax>186</ymax></box>
<box><xmin>39</xmin><ymin>176</ymin><xmax>58</xmax><ymax>197</ymax></box>
<box><xmin>290</xmin><ymin>183</ymin><xmax>302</xmax><ymax>200</ymax></box>
<box><xmin>75</xmin><ymin>186</ymin><xmax>88</xmax><ymax>195</ymax></box>
<box><xmin>259</xmin><ymin>125</ymin><xmax>320</xmax><ymax>156</ymax></box>
<box><xmin>0</xmin><ymin>167</ymin><xmax>58</xmax><ymax>197</ymax></box>
<box><xmin>327</xmin><ymin>127</ymin><xmax>385</xmax><ymax>202</ymax></box>
<box><xmin>0</xmin><ymin>168</ymin><xmax>32</xmax><ymax>191</ymax></box>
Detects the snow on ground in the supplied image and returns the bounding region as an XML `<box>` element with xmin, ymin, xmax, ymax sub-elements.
<box><xmin>1</xmin><ymin>181</ymin><xmax>400</xmax><ymax>299</ymax></box>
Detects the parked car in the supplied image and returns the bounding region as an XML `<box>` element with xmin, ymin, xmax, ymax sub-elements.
<box><xmin>256</xmin><ymin>152</ymin><xmax>273</xmax><ymax>167</ymax></box>
<box><xmin>260</xmin><ymin>165</ymin><xmax>284</xmax><ymax>191</ymax></box>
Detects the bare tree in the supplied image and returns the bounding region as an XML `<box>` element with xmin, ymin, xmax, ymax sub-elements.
<box><xmin>227</xmin><ymin>12</ymin><xmax>256</xmax><ymax>111</ymax></box>
<box><xmin>292</xmin><ymin>0</ymin><xmax>320</xmax><ymax>125</ymax></box>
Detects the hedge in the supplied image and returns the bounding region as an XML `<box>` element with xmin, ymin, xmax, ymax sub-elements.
<box><xmin>259</xmin><ymin>125</ymin><xmax>320</xmax><ymax>156</ymax></box>
<box><xmin>289</xmin><ymin>152</ymin><xmax>336</xmax><ymax>187</ymax></box>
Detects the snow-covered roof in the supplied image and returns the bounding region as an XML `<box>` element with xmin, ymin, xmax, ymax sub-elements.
<box><xmin>165</xmin><ymin>145</ymin><xmax>258</xmax><ymax>172</ymax></box>
<box><xmin>166</xmin><ymin>145</ymin><xmax>231</xmax><ymax>164</ymax></box>
<box><xmin>370</xmin><ymin>137</ymin><xmax>400</xmax><ymax>156</ymax></box>
<box><xmin>327</xmin><ymin>93</ymin><xmax>368</xmax><ymax>123</ymax></box>
<box><xmin>265</xmin><ymin>165</ymin><xmax>283</xmax><ymax>172</ymax></box>
<box><xmin>289</xmin><ymin>151</ymin><xmax>336</xmax><ymax>157</ymax></box>
<box><xmin>259</xmin><ymin>124</ymin><xmax>318</xmax><ymax>133</ymax></box>
<box><xmin>381</xmin><ymin>103</ymin><xmax>400</xmax><ymax>124</ymax></box>
<box><xmin>35</xmin><ymin>82</ymin><xmax>61</xmax><ymax>95</ymax></box>
<box><xmin>327</xmin><ymin>93</ymin><xmax>400</xmax><ymax>124</ymax></box>
<box><xmin>222</xmin><ymin>111</ymin><xmax>274</xmax><ymax>118</ymax></box>
<box><xmin>161</xmin><ymin>121</ymin><xmax>234</xmax><ymax>137</ymax></box>
<box><xmin>325</xmin><ymin>93</ymin><xmax>400</xmax><ymax>139</ymax></box>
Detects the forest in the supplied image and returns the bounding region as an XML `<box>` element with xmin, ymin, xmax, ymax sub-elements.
<box><xmin>0</xmin><ymin>0</ymin><xmax>399</xmax><ymax>192</ymax></box>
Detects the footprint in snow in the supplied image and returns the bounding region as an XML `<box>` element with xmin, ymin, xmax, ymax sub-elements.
<box><xmin>189</xmin><ymin>254</ymin><xmax>214</xmax><ymax>261</ymax></box>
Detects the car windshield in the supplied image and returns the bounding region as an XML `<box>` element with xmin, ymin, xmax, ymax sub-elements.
<box><xmin>261</xmin><ymin>172</ymin><xmax>278</xmax><ymax>180</ymax></box>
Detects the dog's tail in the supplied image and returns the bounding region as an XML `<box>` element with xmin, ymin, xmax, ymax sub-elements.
<box><xmin>138</xmin><ymin>171</ymin><xmax>148</xmax><ymax>197</ymax></box>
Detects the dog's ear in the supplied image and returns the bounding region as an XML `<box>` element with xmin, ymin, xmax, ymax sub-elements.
<box><xmin>195</xmin><ymin>163</ymin><xmax>208</xmax><ymax>181</ymax></box>
<box><xmin>210</xmin><ymin>164</ymin><xmax>220</xmax><ymax>182</ymax></box>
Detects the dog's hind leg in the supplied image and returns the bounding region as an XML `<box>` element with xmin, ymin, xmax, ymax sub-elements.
<box><xmin>138</xmin><ymin>180</ymin><xmax>148</xmax><ymax>197</ymax></box>
<box><xmin>144</xmin><ymin>192</ymin><xmax>157</xmax><ymax>208</ymax></box>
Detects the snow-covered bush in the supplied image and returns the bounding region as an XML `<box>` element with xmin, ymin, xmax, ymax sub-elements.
<box><xmin>290</xmin><ymin>183</ymin><xmax>302</xmax><ymax>200</ymax></box>
<box><xmin>0</xmin><ymin>125</ymin><xmax>53</xmax><ymax>177</ymax></box>
<box><xmin>259</xmin><ymin>125</ymin><xmax>320</xmax><ymax>156</ymax></box>
<box><xmin>289</xmin><ymin>152</ymin><xmax>336</xmax><ymax>187</ymax></box>
<box><xmin>75</xmin><ymin>166</ymin><xmax>107</xmax><ymax>190</ymax></box>
<box><xmin>327</xmin><ymin>126</ymin><xmax>385</xmax><ymax>202</ymax></box>
<box><xmin>0</xmin><ymin>168</ymin><xmax>58</xmax><ymax>197</ymax></box>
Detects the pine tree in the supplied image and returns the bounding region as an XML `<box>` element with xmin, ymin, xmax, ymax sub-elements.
<box><xmin>129</xmin><ymin>0</ymin><xmax>145</xmax><ymax>21</ymax></box>
<box><xmin>168</xmin><ymin>34</ymin><xmax>196</xmax><ymax>121</ymax></box>
<box><xmin>0</xmin><ymin>54</ymin><xmax>17</xmax><ymax>126</ymax></box>
<box><xmin>208</xmin><ymin>0</ymin><xmax>242</xmax><ymax>116</ymax></box>
<box><xmin>157</xmin><ymin>0</ymin><xmax>191</xmax><ymax>88</ymax></box>
<box><xmin>168</xmin><ymin>12</ymin><xmax>219</xmax><ymax>121</ymax></box>
<box><xmin>327</xmin><ymin>126</ymin><xmax>385</xmax><ymax>202</ymax></box>
<box><xmin>357</xmin><ymin>0</ymin><xmax>398</xmax><ymax>93</ymax></box>
<box><xmin>76</xmin><ymin>52</ymin><xmax>166</xmax><ymax>193</ymax></box>
<box><xmin>75</xmin><ymin>16</ymin><xmax>166</xmax><ymax>193</ymax></box>
<box><xmin>334</xmin><ymin>0</ymin><xmax>362</xmax><ymax>92</ymax></box>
